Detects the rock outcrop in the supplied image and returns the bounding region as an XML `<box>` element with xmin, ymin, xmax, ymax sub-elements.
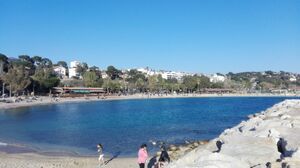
<box><xmin>168</xmin><ymin>99</ymin><xmax>300</xmax><ymax>168</ymax></box>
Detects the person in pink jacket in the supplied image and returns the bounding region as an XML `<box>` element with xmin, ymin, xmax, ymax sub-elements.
<box><xmin>138</xmin><ymin>144</ymin><xmax>148</xmax><ymax>168</ymax></box>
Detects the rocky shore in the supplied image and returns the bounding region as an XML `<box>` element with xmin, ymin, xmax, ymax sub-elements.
<box><xmin>167</xmin><ymin>99</ymin><xmax>300</xmax><ymax>168</ymax></box>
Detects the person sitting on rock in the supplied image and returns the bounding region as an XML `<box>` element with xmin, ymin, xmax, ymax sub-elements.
<box><xmin>157</xmin><ymin>145</ymin><xmax>170</xmax><ymax>168</ymax></box>
<box><xmin>266</xmin><ymin>162</ymin><xmax>271</xmax><ymax>168</ymax></box>
<box><xmin>214</xmin><ymin>140</ymin><xmax>224</xmax><ymax>153</ymax></box>
<box><xmin>277</xmin><ymin>138</ymin><xmax>287</xmax><ymax>160</ymax></box>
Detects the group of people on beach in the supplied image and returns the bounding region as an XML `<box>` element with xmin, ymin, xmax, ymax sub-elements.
<box><xmin>97</xmin><ymin>143</ymin><xmax>170</xmax><ymax>168</ymax></box>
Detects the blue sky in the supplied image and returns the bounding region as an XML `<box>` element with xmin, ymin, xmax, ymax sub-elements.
<box><xmin>0</xmin><ymin>0</ymin><xmax>299</xmax><ymax>74</ymax></box>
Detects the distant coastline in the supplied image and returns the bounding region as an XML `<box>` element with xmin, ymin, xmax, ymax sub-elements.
<box><xmin>1</xmin><ymin>93</ymin><xmax>300</xmax><ymax>110</ymax></box>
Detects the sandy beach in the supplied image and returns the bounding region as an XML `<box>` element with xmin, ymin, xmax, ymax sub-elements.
<box><xmin>1</xmin><ymin>93</ymin><xmax>299</xmax><ymax>110</ymax></box>
<box><xmin>0</xmin><ymin>152</ymin><xmax>137</xmax><ymax>168</ymax></box>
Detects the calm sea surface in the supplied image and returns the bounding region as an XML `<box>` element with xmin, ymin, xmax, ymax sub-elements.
<box><xmin>0</xmin><ymin>97</ymin><xmax>298</xmax><ymax>156</ymax></box>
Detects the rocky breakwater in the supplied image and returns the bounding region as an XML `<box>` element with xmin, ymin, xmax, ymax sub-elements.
<box><xmin>167</xmin><ymin>99</ymin><xmax>300</xmax><ymax>168</ymax></box>
<box><xmin>154</xmin><ymin>140</ymin><xmax>209</xmax><ymax>161</ymax></box>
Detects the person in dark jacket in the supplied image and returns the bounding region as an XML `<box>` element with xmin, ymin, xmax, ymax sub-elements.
<box><xmin>158</xmin><ymin>146</ymin><xmax>170</xmax><ymax>168</ymax></box>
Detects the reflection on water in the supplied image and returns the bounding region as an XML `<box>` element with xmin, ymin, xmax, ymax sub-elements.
<box><xmin>2</xmin><ymin>108</ymin><xmax>31</xmax><ymax>118</ymax></box>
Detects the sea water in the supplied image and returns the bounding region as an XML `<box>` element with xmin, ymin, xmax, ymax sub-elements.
<box><xmin>0</xmin><ymin>97</ymin><xmax>298</xmax><ymax>157</ymax></box>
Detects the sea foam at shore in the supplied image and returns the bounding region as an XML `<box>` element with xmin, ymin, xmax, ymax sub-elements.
<box><xmin>0</xmin><ymin>142</ymin><xmax>7</xmax><ymax>146</ymax></box>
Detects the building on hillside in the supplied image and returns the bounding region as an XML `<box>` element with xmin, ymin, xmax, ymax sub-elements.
<box><xmin>53</xmin><ymin>65</ymin><xmax>68</xmax><ymax>79</ymax></box>
<box><xmin>161</xmin><ymin>71</ymin><xmax>173</xmax><ymax>80</ymax></box>
<box><xmin>120</xmin><ymin>70</ymin><xmax>128</xmax><ymax>79</ymax></box>
<box><xmin>69</xmin><ymin>61</ymin><xmax>81</xmax><ymax>78</ymax></box>
<box><xmin>101</xmin><ymin>71</ymin><xmax>109</xmax><ymax>79</ymax></box>
<box><xmin>209</xmin><ymin>74</ymin><xmax>226</xmax><ymax>83</ymax></box>
<box><xmin>160</xmin><ymin>71</ymin><xmax>187</xmax><ymax>80</ymax></box>
<box><xmin>137</xmin><ymin>67</ymin><xmax>156</xmax><ymax>76</ymax></box>
<box><xmin>136</xmin><ymin>67</ymin><xmax>191</xmax><ymax>81</ymax></box>
<box><xmin>289</xmin><ymin>75</ymin><xmax>297</xmax><ymax>82</ymax></box>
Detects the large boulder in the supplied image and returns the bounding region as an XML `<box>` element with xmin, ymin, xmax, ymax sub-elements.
<box><xmin>220</xmin><ymin>135</ymin><xmax>280</xmax><ymax>166</ymax></box>
<box><xmin>167</xmin><ymin>149</ymin><xmax>249</xmax><ymax>168</ymax></box>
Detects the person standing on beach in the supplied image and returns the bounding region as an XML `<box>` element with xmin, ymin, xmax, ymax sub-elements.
<box><xmin>138</xmin><ymin>144</ymin><xmax>148</xmax><ymax>168</ymax></box>
<box><xmin>158</xmin><ymin>145</ymin><xmax>170</xmax><ymax>168</ymax></box>
<box><xmin>97</xmin><ymin>144</ymin><xmax>105</xmax><ymax>166</ymax></box>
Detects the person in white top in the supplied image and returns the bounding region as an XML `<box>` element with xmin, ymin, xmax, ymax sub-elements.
<box><xmin>97</xmin><ymin>144</ymin><xmax>104</xmax><ymax>166</ymax></box>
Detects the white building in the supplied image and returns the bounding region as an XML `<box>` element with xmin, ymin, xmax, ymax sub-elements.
<box><xmin>290</xmin><ymin>75</ymin><xmax>297</xmax><ymax>82</ymax></box>
<box><xmin>161</xmin><ymin>71</ymin><xmax>173</xmax><ymax>79</ymax></box>
<box><xmin>53</xmin><ymin>65</ymin><xmax>68</xmax><ymax>79</ymax></box>
<box><xmin>160</xmin><ymin>71</ymin><xmax>187</xmax><ymax>80</ymax></box>
<box><xmin>136</xmin><ymin>67</ymin><xmax>192</xmax><ymax>81</ymax></box>
<box><xmin>101</xmin><ymin>71</ymin><xmax>109</xmax><ymax>79</ymax></box>
<box><xmin>137</xmin><ymin>67</ymin><xmax>156</xmax><ymax>76</ymax></box>
<box><xmin>209</xmin><ymin>74</ymin><xmax>226</xmax><ymax>83</ymax></box>
<box><xmin>69</xmin><ymin>61</ymin><xmax>81</xmax><ymax>78</ymax></box>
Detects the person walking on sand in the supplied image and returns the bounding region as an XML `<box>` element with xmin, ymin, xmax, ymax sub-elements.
<box><xmin>138</xmin><ymin>144</ymin><xmax>148</xmax><ymax>168</ymax></box>
<box><xmin>97</xmin><ymin>144</ymin><xmax>105</xmax><ymax>166</ymax></box>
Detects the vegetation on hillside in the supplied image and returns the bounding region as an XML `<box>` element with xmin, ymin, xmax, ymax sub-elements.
<box><xmin>0</xmin><ymin>53</ymin><xmax>299</xmax><ymax>97</ymax></box>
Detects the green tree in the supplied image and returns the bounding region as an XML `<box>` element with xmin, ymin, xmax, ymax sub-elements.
<box><xmin>0</xmin><ymin>53</ymin><xmax>9</xmax><ymax>74</ymax></box>
<box><xmin>165</xmin><ymin>78</ymin><xmax>180</xmax><ymax>93</ymax></box>
<box><xmin>82</xmin><ymin>71</ymin><xmax>102</xmax><ymax>87</ymax></box>
<box><xmin>18</xmin><ymin>55</ymin><xmax>33</xmax><ymax>64</ymax></box>
<box><xmin>61</xmin><ymin>79</ymin><xmax>84</xmax><ymax>87</ymax></box>
<box><xmin>32</xmin><ymin>56</ymin><xmax>43</xmax><ymax>67</ymax></box>
<box><xmin>14</xmin><ymin>55</ymin><xmax>35</xmax><ymax>75</ymax></box>
<box><xmin>56</xmin><ymin>61</ymin><xmax>68</xmax><ymax>69</ymax></box>
<box><xmin>157</xmin><ymin>74</ymin><xmax>166</xmax><ymax>91</ymax></box>
<box><xmin>106</xmin><ymin>65</ymin><xmax>122</xmax><ymax>80</ymax></box>
<box><xmin>32</xmin><ymin>68</ymin><xmax>60</xmax><ymax>92</ymax></box>
<box><xmin>41</xmin><ymin>58</ymin><xmax>53</xmax><ymax>68</ymax></box>
<box><xmin>197</xmin><ymin>75</ymin><xmax>211</xmax><ymax>89</ymax></box>
<box><xmin>182</xmin><ymin>76</ymin><xmax>198</xmax><ymax>92</ymax></box>
<box><xmin>89</xmin><ymin>66</ymin><xmax>102</xmax><ymax>78</ymax></box>
<box><xmin>76</xmin><ymin>62</ymin><xmax>88</xmax><ymax>77</ymax></box>
<box><xmin>127</xmin><ymin>69</ymin><xmax>146</xmax><ymax>83</ymax></box>
<box><xmin>0</xmin><ymin>53</ymin><xmax>8</xmax><ymax>62</ymax></box>
<box><xmin>147</xmin><ymin>75</ymin><xmax>158</xmax><ymax>92</ymax></box>
<box><xmin>102</xmin><ymin>78</ymin><xmax>112</xmax><ymax>92</ymax></box>
<box><xmin>102</xmin><ymin>78</ymin><xmax>122</xmax><ymax>93</ymax></box>
<box><xmin>2</xmin><ymin>66</ymin><xmax>31</xmax><ymax>95</ymax></box>
<box><xmin>211</xmin><ymin>82</ymin><xmax>224</xmax><ymax>88</ymax></box>
<box><xmin>135</xmin><ymin>78</ymin><xmax>145</xmax><ymax>92</ymax></box>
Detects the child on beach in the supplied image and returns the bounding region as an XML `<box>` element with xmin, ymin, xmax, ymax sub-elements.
<box><xmin>97</xmin><ymin>144</ymin><xmax>104</xmax><ymax>166</ymax></box>
<box><xmin>138</xmin><ymin>144</ymin><xmax>148</xmax><ymax>168</ymax></box>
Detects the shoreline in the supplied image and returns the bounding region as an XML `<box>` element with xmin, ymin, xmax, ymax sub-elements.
<box><xmin>1</xmin><ymin>93</ymin><xmax>299</xmax><ymax>110</ymax></box>
<box><xmin>0</xmin><ymin>151</ymin><xmax>137</xmax><ymax>168</ymax></box>
<box><xmin>1</xmin><ymin>99</ymin><xmax>300</xmax><ymax>167</ymax></box>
